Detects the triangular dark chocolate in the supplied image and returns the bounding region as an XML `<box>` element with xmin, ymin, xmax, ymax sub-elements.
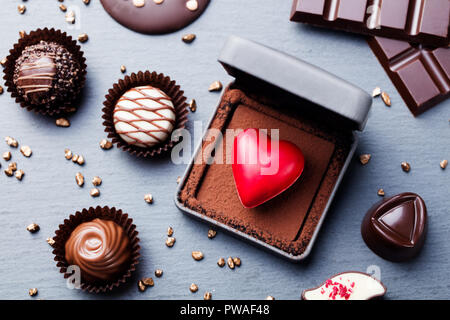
<box><xmin>378</xmin><ymin>200</ymin><xmax>416</xmax><ymax>243</ymax></box>
<box><xmin>361</xmin><ymin>193</ymin><xmax>427</xmax><ymax>262</ymax></box>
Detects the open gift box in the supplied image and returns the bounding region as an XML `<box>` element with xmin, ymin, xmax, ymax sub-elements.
<box><xmin>175</xmin><ymin>36</ymin><xmax>372</xmax><ymax>261</ymax></box>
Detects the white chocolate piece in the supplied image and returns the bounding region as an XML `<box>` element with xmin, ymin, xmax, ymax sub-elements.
<box><xmin>302</xmin><ymin>272</ymin><xmax>386</xmax><ymax>300</ymax></box>
<box><xmin>113</xmin><ymin>86</ymin><xmax>176</xmax><ymax>148</ymax></box>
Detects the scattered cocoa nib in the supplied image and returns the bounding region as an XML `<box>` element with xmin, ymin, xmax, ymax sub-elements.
<box><xmin>166</xmin><ymin>237</ymin><xmax>176</xmax><ymax>247</ymax></box>
<box><xmin>167</xmin><ymin>226</ymin><xmax>174</xmax><ymax>237</ymax></box>
<box><xmin>92</xmin><ymin>176</ymin><xmax>102</xmax><ymax>186</ymax></box>
<box><xmin>203</xmin><ymin>292</ymin><xmax>212</xmax><ymax>300</ymax></box>
<box><xmin>176</xmin><ymin>176</ymin><xmax>181</xmax><ymax>184</ymax></box>
<box><xmin>4</xmin><ymin>168</ymin><xmax>13</xmax><ymax>177</ymax></box>
<box><xmin>401</xmin><ymin>162</ymin><xmax>411</xmax><ymax>172</ymax></box>
<box><xmin>20</xmin><ymin>146</ymin><xmax>32</xmax><ymax>157</ymax></box>
<box><xmin>381</xmin><ymin>92</ymin><xmax>391</xmax><ymax>106</ymax></box>
<box><xmin>46</xmin><ymin>237</ymin><xmax>55</xmax><ymax>247</ymax></box>
<box><xmin>0</xmin><ymin>85</ymin><xmax>3</xmax><ymax>94</ymax></box>
<box><xmin>265</xmin><ymin>296</ymin><xmax>275</xmax><ymax>300</ymax></box>
<box><xmin>76</xmin><ymin>155</ymin><xmax>85</xmax><ymax>165</ymax></box>
<box><xmin>217</xmin><ymin>257</ymin><xmax>225</xmax><ymax>267</ymax></box>
<box><xmin>192</xmin><ymin>251</ymin><xmax>204</xmax><ymax>261</ymax></box>
<box><xmin>2</xmin><ymin>151</ymin><xmax>11</xmax><ymax>161</ymax></box>
<box><xmin>182</xmin><ymin>34</ymin><xmax>196</xmax><ymax>43</ymax></box>
<box><xmin>155</xmin><ymin>269</ymin><xmax>163</xmax><ymax>278</ymax></box>
<box><xmin>66</xmin><ymin>11</ymin><xmax>75</xmax><ymax>24</ymax></box>
<box><xmin>359</xmin><ymin>154</ymin><xmax>371</xmax><ymax>165</ymax></box>
<box><xmin>56</xmin><ymin>118</ymin><xmax>70</xmax><ymax>127</ymax></box>
<box><xmin>19</xmin><ymin>31</ymin><xmax>26</xmax><ymax>39</ymax></box>
<box><xmin>5</xmin><ymin>136</ymin><xmax>18</xmax><ymax>148</ymax></box>
<box><xmin>18</xmin><ymin>4</ymin><xmax>26</xmax><ymax>14</ymax></box>
<box><xmin>64</xmin><ymin>149</ymin><xmax>72</xmax><ymax>160</ymax></box>
<box><xmin>227</xmin><ymin>257</ymin><xmax>235</xmax><ymax>269</ymax></box>
<box><xmin>142</xmin><ymin>277</ymin><xmax>154</xmax><ymax>287</ymax></box>
<box><xmin>83</xmin><ymin>0</ymin><xmax>90</xmax><ymax>4</ymax></box>
<box><xmin>0</xmin><ymin>57</ymin><xmax>6</xmax><ymax>67</ymax></box>
<box><xmin>207</xmin><ymin>229</ymin><xmax>217</xmax><ymax>239</ymax></box>
<box><xmin>440</xmin><ymin>160</ymin><xmax>448</xmax><ymax>169</ymax></box>
<box><xmin>72</xmin><ymin>154</ymin><xmax>85</xmax><ymax>165</ymax></box>
<box><xmin>28</xmin><ymin>288</ymin><xmax>38</xmax><ymax>297</ymax></box>
<box><xmin>120</xmin><ymin>65</ymin><xmax>126</xmax><ymax>73</ymax></box>
<box><xmin>144</xmin><ymin>194</ymin><xmax>153</xmax><ymax>204</ymax></box>
<box><xmin>8</xmin><ymin>162</ymin><xmax>17</xmax><ymax>172</ymax></box>
<box><xmin>233</xmin><ymin>257</ymin><xmax>241</xmax><ymax>267</ymax></box>
<box><xmin>100</xmin><ymin>139</ymin><xmax>113</xmax><ymax>150</ymax></box>
<box><xmin>78</xmin><ymin>33</ymin><xmax>88</xmax><ymax>43</ymax></box>
<box><xmin>59</xmin><ymin>4</ymin><xmax>67</xmax><ymax>12</ymax></box>
<box><xmin>189</xmin><ymin>283</ymin><xmax>199</xmax><ymax>293</ymax></box>
<box><xmin>15</xmin><ymin>170</ymin><xmax>24</xmax><ymax>181</ymax></box>
<box><xmin>75</xmin><ymin>172</ymin><xmax>84</xmax><ymax>187</ymax></box>
<box><xmin>189</xmin><ymin>99</ymin><xmax>197</xmax><ymax>112</ymax></box>
<box><xmin>137</xmin><ymin>280</ymin><xmax>146</xmax><ymax>292</ymax></box>
<box><xmin>90</xmin><ymin>188</ymin><xmax>100</xmax><ymax>197</ymax></box>
<box><xmin>372</xmin><ymin>87</ymin><xmax>381</xmax><ymax>97</ymax></box>
<box><xmin>377</xmin><ymin>188</ymin><xmax>385</xmax><ymax>196</ymax></box>
<box><xmin>208</xmin><ymin>81</ymin><xmax>223</xmax><ymax>92</ymax></box>
<box><xmin>27</xmin><ymin>223</ymin><xmax>40</xmax><ymax>233</ymax></box>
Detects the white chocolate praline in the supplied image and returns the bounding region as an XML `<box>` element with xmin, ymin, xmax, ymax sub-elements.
<box><xmin>113</xmin><ymin>85</ymin><xmax>176</xmax><ymax>148</ymax></box>
<box><xmin>302</xmin><ymin>272</ymin><xmax>386</xmax><ymax>300</ymax></box>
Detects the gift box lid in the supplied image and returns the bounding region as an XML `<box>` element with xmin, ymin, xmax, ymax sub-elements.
<box><xmin>218</xmin><ymin>36</ymin><xmax>372</xmax><ymax>131</ymax></box>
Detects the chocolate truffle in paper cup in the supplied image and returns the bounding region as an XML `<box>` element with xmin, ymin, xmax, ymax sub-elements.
<box><xmin>53</xmin><ymin>206</ymin><xmax>140</xmax><ymax>293</ymax></box>
<box><xmin>3</xmin><ymin>28</ymin><xmax>87</xmax><ymax>116</ymax></box>
<box><xmin>102</xmin><ymin>71</ymin><xmax>189</xmax><ymax>158</ymax></box>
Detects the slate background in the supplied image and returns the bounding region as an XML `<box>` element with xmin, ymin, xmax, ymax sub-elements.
<box><xmin>0</xmin><ymin>0</ymin><xmax>448</xmax><ymax>300</ymax></box>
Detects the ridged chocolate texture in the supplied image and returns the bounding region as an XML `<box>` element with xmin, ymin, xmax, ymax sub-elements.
<box><xmin>368</xmin><ymin>36</ymin><xmax>450</xmax><ymax>116</ymax></box>
<box><xmin>13</xmin><ymin>41</ymin><xmax>81</xmax><ymax>106</ymax></box>
<box><xmin>65</xmin><ymin>219</ymin><xmax>131</xmax><ymax>283</ymax></box>
<box><xmin>290</xmin><ymin>0</ymin><xmax>450</xmax><ymax>47</ymax></box>
<box><xmin>361</xmin><ymin>192</ymin><xmax>427</xmax><ymax>262</ymax></box>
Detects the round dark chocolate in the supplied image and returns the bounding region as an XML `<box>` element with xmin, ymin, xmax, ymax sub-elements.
<box><xmin>361</xmin><ymin>192</ymin><xmax>427</xmax><ymax>262</ymax></box>
<box><xmin>100</xmin><ymin>0</ymin><xmax>210</xmax><ymax>34</ymax></box>
<box><xmin>13</xmin><ymin>41</ymin><xmax>81</xmax><ymax>106</ymax></box>
<box><xmin>65</xmin><ymin>218</ymin><xmax>132</xmax><ymax>283</ymax></box>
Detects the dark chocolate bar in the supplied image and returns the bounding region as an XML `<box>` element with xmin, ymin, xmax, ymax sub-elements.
<box><xmin>290</xmin><ymin>0</ymin><xmax>450</xmax><ymax>47</ymax></box>
<box><xmin>368</xmin><ymin>36</ymin><xmax>450</xmax><ymax>116</ymax></box>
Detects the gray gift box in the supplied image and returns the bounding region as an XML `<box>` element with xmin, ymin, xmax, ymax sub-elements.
<box><xmin>175</xmin><ymin>36</ymin><xmax>372</xmax><ymax>261</ymax></box>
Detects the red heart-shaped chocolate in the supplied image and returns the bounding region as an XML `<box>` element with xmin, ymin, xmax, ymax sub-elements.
<box><xmin>232</xmin><ymin>129</ymin><xmax>305</xmax><ymax>208</ymax></box>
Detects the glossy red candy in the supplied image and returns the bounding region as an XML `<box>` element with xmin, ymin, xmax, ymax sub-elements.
<box><xmin>232</xmin><ymin>129</ymin><xmax>305</xmax><ymax>208</ymax></box>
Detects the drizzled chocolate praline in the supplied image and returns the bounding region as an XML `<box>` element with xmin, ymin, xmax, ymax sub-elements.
<box><xmin>65</xmin><ymin>218</ymin><xmax>131</xmax><ymax>283</ymax></box>
<box><xmin>13</xmin><ymin>41</ymin><xmax>81</xmax><ymax>106</ymax></box>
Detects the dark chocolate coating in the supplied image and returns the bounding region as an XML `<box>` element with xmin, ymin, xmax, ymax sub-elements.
<box><xmin>100</xmin><ymin>0</ymin><xmax>210</xmax><ymax>35</ymax></box>
<box><xmin>361</xmin><ymin>192</ymin><xmax>427</xmax><ymax>262</ymax></box>
<box><xmin>290</xmin><ymin>0</ymin><xmax>450</xmax><ymax>47</ymax></box>
<box><xmin>368</xmin><ymin>36</ymin><xmax>450</xmax><ymax>117</ymax></box>
<box><xmin>13</xmin><ymin>41</ymin><xmax>81</xmax><ymax>106</ymax></box>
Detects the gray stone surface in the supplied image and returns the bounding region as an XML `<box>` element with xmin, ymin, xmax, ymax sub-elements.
<box><xmin>0</xmin><ymin>0</ymin><xmax>448</xmax><ymax>300</ymax></box>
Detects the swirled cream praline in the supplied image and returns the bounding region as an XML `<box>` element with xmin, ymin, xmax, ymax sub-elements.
<box><xmin>65</xmin><ymin>218</ymin><xmax>131</xmax><ymax>283</ymax></box>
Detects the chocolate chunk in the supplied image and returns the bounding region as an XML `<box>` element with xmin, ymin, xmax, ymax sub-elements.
<box><xmin>368</xmin><ymin>36</ymin><xmax>450</xmax><ymax>116</ymax></box>
<box><xmin>290</xmin><ymin>0</ymin><xmax>450</xmax><ymax>47</ymax></box>
<box><xmin>361</xmin><ymin>192</ymin><xmax>427</xmax><ymax>262</ymax></box>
